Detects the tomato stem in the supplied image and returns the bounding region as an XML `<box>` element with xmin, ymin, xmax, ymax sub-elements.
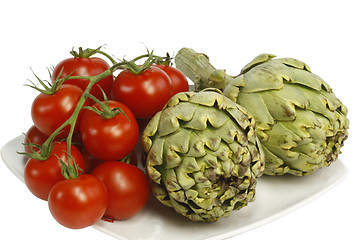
<box><xmin>95</xmin><ymin>50</ymin><xmax>119</xmax><ymax>65</ymax></box>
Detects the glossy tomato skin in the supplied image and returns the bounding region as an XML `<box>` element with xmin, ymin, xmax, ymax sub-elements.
<box><xmin>24</xmin><ymin>125</ymin><xmax>48</xmax><ymax>153</ymax></box>
<box><xmin>31</xmin><ymin>84</ymin><xmax>90</xmax><ymax>138</ymax></box>
<box><xmin>52</xmin><ymin>57</ymin><xmax>113</xmax><ymax>101</ymax></box>
<box><xmin>24</xmin><ymin>142</ymin><xmax>85</xmax><ymax>201</ymax></box>
<box><xmin>80</xmin><ymin>100</ymin><xmax>139</xmax><ymax>161</ymax></box>
<box><xmin>92</xmin><ymin>161</ymin><xmax>149</xmax><ymax>220</ymax></box>
<box><xmin>154</xmin><ymin>64</ymin><xmax>189</xmax><ymax>95</ymax></box>
<box><xmin>48</xmin><ymin>174</ymin><xmax>108</xmax><ymax>229</ymax></box>
<box><xmin>113</xmin><ymin>66</ymin><xmax>172</xmax><ymax>119</ymax></box>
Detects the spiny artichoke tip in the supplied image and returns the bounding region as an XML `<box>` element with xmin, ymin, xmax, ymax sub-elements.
<box><xmin>175</xmin><ymin>48</ymin><xmax>349</xmax><ymax>176</ymax></box>
<box><xmin>142</xmin><ymin>89</ymin><xmax>265</xmax><ymax>222</ymax></box>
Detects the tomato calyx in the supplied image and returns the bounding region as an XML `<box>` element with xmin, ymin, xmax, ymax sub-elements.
<box><xmin>154</xmin><ymin>52</ymin><xmax>173</xmax><ymax>66</ymax></box>
<box><xmin>84</xmin><ymin>89</ymin><xmax>129</xmax><ymax>120</ymax></box>
<box><xmin>123</xmin><ymin>50</ymin><xmax>156</xmax><ymax>75</ymax></box>
<box><xmin>122</xmin><ymin>49</ymin><xmax>171</xmax><ymax>75</ymax></box>
<box><xmin>70</xmin><ymin>46</ymin><xmax>103</xmax><ymax>58</ymax></box>
<box><xmin>26</xmin><ymin>68</ymin><xmax>75</xmax><ymax>95</ymax></box>
<box><xmin>71</xmin><ymin>46</ymin><xmax>120</xmax><ymax>66</ymax></box>
<box><xmin>58</xmin><ymin>154</ymin><xmax>83</xmax><ymax>180</ymax></box>
<box><xmin>18</xmin><ymin>134</ymin><xmax>58</xmax><ymax>161</ymax></box>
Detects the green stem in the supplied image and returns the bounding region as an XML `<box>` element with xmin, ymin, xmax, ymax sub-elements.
<box><xmin>41</xmin><ymin>68</ymin><xmax>115</xmax><ymax>167</ymax></box>
<box><xmin>174</xmin><ymin>48</ymin><xmax>234</xmax><ymax>91</ymax></box>
<box><xmin>66</xmin><ymin>69</ymin><xmax>113</xmax><ymax>159</ymax></box>
<box><xmin>95</xmin><ymin>50</ymin><xmax>119</xmax><ymax>65</ymax></box>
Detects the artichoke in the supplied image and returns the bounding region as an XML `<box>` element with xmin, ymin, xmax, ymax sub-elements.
<box><xmin>142</xmin><ymin>89</ymin><xmax>265</xmax><ymax>222</ymax></box>
<box><xmin>175</xmin><ymin>48</ymin><xmax>349</xmax><ymax>176</ymax></box>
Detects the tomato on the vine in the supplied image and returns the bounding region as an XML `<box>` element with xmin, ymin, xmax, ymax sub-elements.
<box><xmin>52</xmin><ymin>56</ymin><xmax>113</xmax><ymax>101</ymax></box>
<box><xmin>48</xmin><ymin>174</ymin><xmax>108</xmax><ymax>229</ymax></box>
<box><xmin>80</xmin><ymin>100</ymin><xmax>139</xmax><ymax>162</ymax></box>
<box><xmin>31</xmin><ymin>84</ymin><xmax>90</xmax><ymax>138</ymax></box>
<box><xmin>113</xmin><ymin>66</ymin><xmax>172</xmax><ymax>119</ymax></box>
<box><xmin>154</xmin><ymin>64</ymin><xmax>189</xmax><ymax>95</ymax></box>
<box><xmin>24</xmin><ymin>141</ymin><xmax>85</xmax><ymax>201</ymax></box>
<box><xmin>92</xmin><ymin>161</ymin><xmax>149</xmax><ymax>220</ymax></box>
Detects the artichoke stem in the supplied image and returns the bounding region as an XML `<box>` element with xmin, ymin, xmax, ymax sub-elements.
<box><xmin>175</xmin><ymin>48</ymin><xmax>233</xmax><ymax>91</ymax></box>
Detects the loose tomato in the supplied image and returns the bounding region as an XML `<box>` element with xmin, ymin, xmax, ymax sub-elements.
<box><xmin>24</xmin><ymin>142</ymin><xmax>85</xmax><ymax>201</ymax></box>
<box><xmin>52</xmin><ymin>57</ymin><xmax>113</xmax><ymax>101</ymax></box>
<box><xmin>48</xmin><ymin>174</ymin><xmax>108</xmax><ymax>229</ymax></box>
<box><xmin>92</xmin><ymin>161</ymin><xmax>149</xmax><ymax>220</ymax></box>
<box><xmin>80</xmin><ymin>100</ymin><xmax>139</xmax><ymax>161</ymax></box>
<box><xmin>113</xmin><ymin>66</ymin><xmax>172</xmax><ymax>119</ymax></box>
<box><xmin>154</xmin><ymin>64</ymin><xmax>189</xmax><ymax>95</ymax></box>
<box><xmin>24</xmin><ymin>125</ymin><xmax>48</xmax><ymax>154</ymax></box>
<box><xmin>31</xmin><ymin>84</ymin><xmax>90</xmax><ymax>138</ymax></box>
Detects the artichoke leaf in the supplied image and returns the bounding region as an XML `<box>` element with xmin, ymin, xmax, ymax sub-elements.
<box><xmin>236</xmin><ymin>93</ymin><xmax>274</xmax><ymax>133</ymax></box>
<box><xmin>241</xmin><ymin>61</ymin><xmax>285</xmax><ymax>93</ymax></box>
<box><xmin>241</xmin><ymin>53</ymin><xmax>277</xmax><ymax>74</ymax></box>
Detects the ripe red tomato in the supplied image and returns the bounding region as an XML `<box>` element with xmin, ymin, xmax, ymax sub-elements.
<box><xmin>52</xmin><ymin>57</ymin><xmax>114</xmax><ymax>101</ymax></box>
<box><xmin>92</xmin><ymin>161</ymin><xmax>149</xmax><ymax>220</ymax></box>
<box><xmin>31</xmin><ymin>84</ymin><xmax>90</xmax><ymax>138</ymax></box>
<box><xmin>80</xmin><ymin>100</ymin><xmax>139</xmax><ymax>161</ymax></box>
<box><xmin>24</xmin><ymin>142</ymin><xmax>85</xmax><ymax>201</ymax></box>
<box><xmin>113</xmin><ymin>66</ymin><xmax>172</xmax><ymax>119</ymax></box>
<box><xmin>48</xmin><ymin>174</ymin><xmax>108</xmax><ymax>229</ymax></box>
<box><xmin>24</xmin><ymin>125</ymin><xmax>48</xmax><ymax>154</ymax></box>
<box><xmin>154</xmin><ymin>64</ymin><xmax>189</xmax><ymax>95</ymax></box>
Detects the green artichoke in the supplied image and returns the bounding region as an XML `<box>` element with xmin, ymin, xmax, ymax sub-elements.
<box><xmin>142</xmin><ymin>89</ymin><xmax>265</xmax><ymax>222</ymax></box>
<box><xmin>175</xmin><ymin>48</ymin><xmax>349</xmax><ymax>176</ymax></box>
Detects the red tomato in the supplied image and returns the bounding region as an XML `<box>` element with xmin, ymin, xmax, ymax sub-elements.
<box><xmin>92</xmin><ymin>161</ymin><xmax>149</xmax><ymax>220</ymax></box>
<box><xmin>48</xmin><ymin>174</ymin><xmax>108</xmax><ymax>229</ymax></box>
<box><xmin>31</xmin><ymin>84</ymin><xmax>90</xmax><ymax>138</ymax></box>
<box><xmin>52</xmin><ymin>57</ymin><xmax>113</xmax><ymax>101</ymax></box>
<box><xmin>24</xmin><ymin>125</ymin><xmax>48</xmax><ymax>153</ymax></box>
<box><xmin>113</xmin><ymin>66</ymin><xmax>172</xmax><ymax>119</ymax></box>
<box><xmin>80</xmin><ymin>100</ymin><xmax>139</xmax><ymax>161</ymax></box>
<box><xmin>154</xmin><ymin>64</ymin><xmax>189</xmax><ymax>95</ymax></box>
<box><xmin>24</xmin><ymin>142</ymin><xmax>85</xmax><ymax>201</ymax></box>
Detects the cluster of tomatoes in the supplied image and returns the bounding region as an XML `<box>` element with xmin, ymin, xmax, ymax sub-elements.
<box><xmin>22</xmin><ymin>47</ymin><xmax>189</xmax><ymax>229</ymax></box>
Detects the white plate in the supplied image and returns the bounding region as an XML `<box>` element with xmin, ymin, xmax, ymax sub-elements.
<box><xmin>1</xmin><ymin>135</ymin><xmax>348</xmax><ymax>240</ymax></box>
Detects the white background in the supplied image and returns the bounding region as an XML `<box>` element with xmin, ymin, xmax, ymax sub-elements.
<box><xmin>0</xmin><ymin>0</ymin><xmax>359</xmax><ymax>239</ymax></box>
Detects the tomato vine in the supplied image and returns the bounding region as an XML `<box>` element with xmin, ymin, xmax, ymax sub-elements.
<box><xmin>19</xmin><ymin>47</ymin><xmax>169</xmax><ymax>176</ymax></box>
